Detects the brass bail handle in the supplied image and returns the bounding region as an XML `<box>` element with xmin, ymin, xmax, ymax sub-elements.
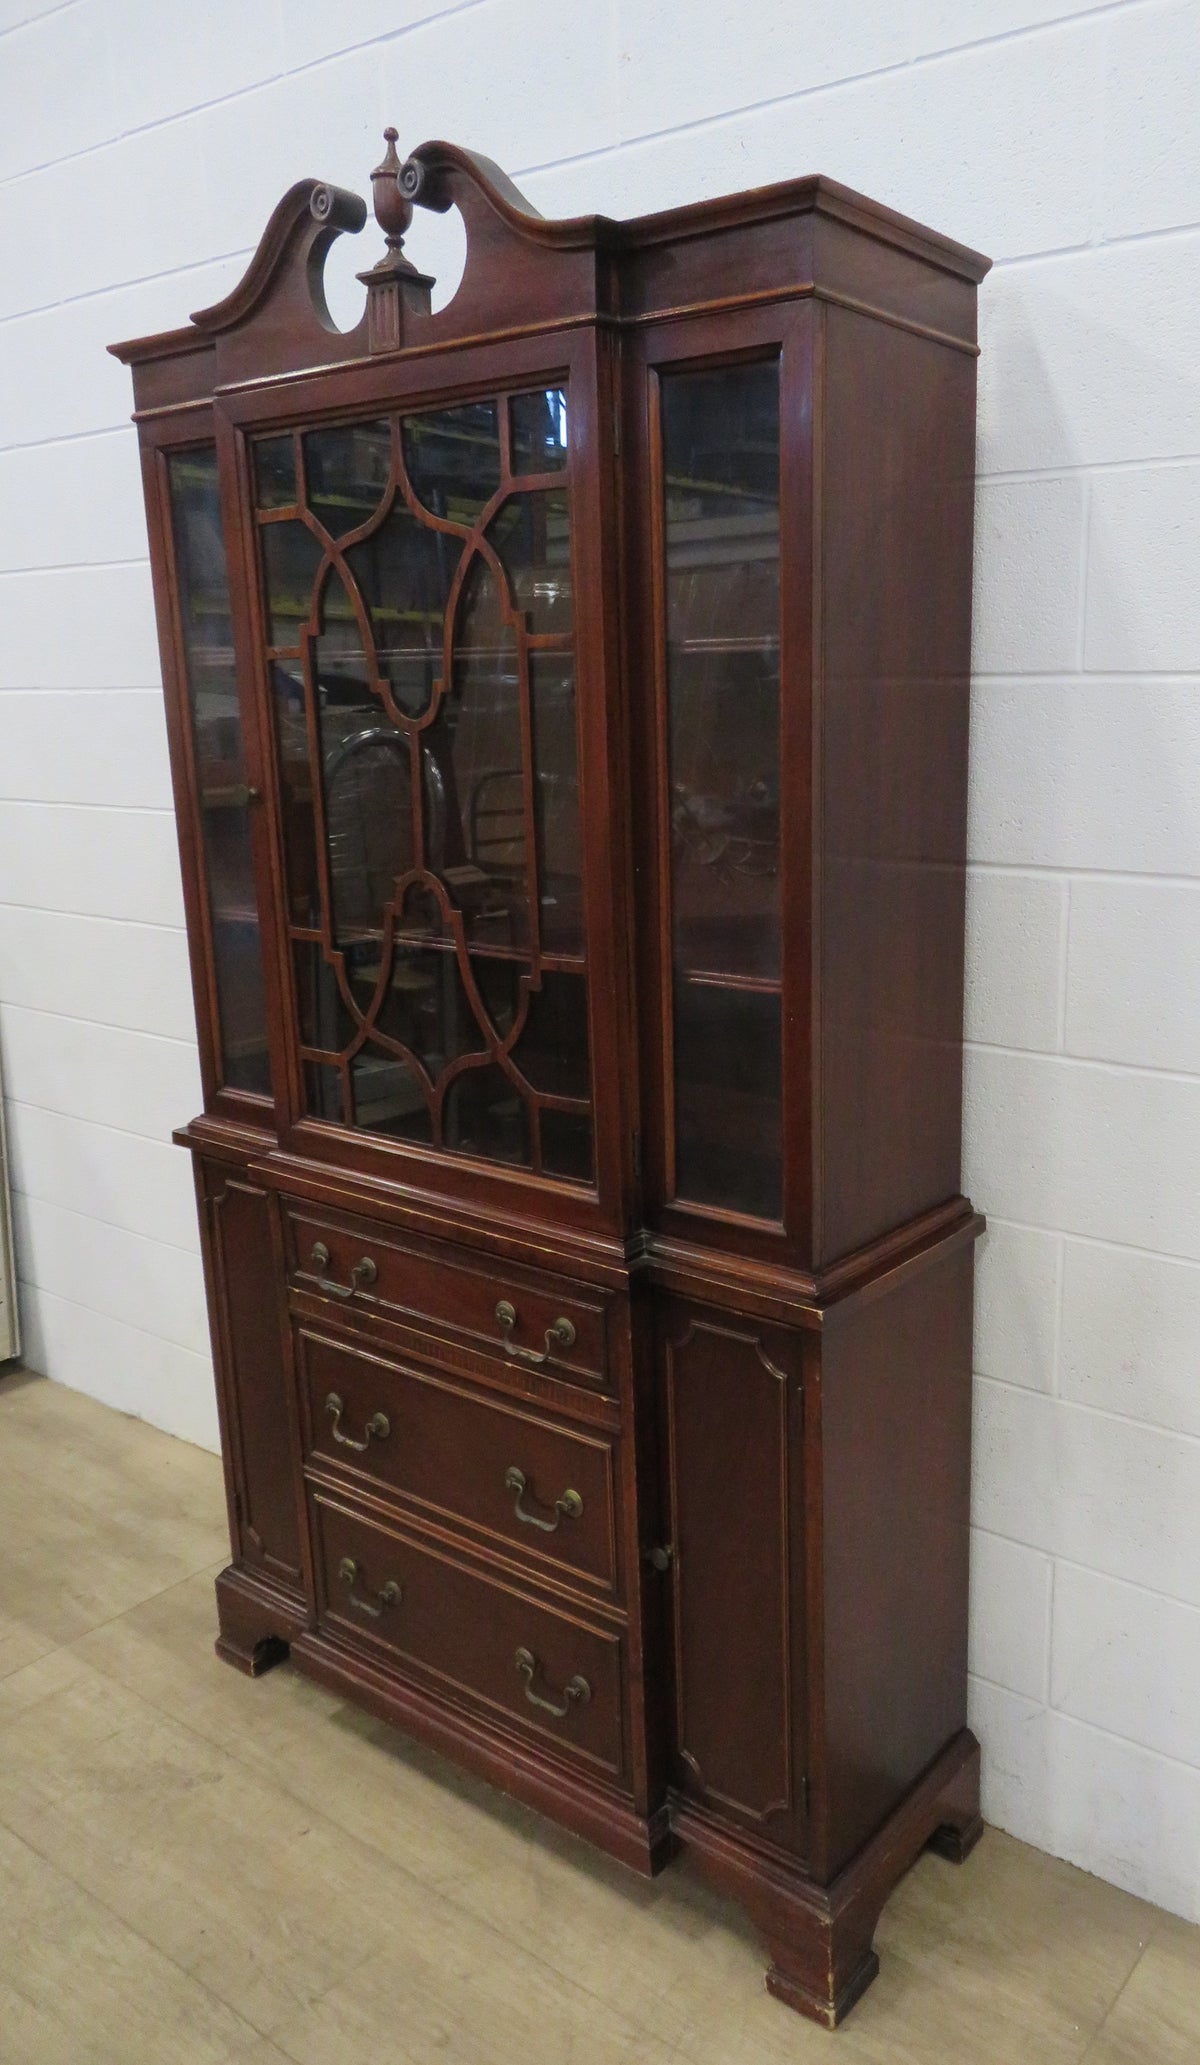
<box><xmin>325</xmin><ymin>1393</ymin><xmax>390</xmax><ymax>1452</ymax></box>
<box><xmin>505</xmin><ymin>1466</ymin><xmax>583</xmax><ymax>1533</ymax></box>
<box><xmin>308</xmin><ymin>1241</ymin><xmax>379</xmax><ymax>1300</ymax></box>
<box><xmin>494</xmin><ymin>1299</ymin><xmax>577</xmax><ymax>1367</ymax></box>
<box><xmin>514</xmin><ymin>1646</ymin><xmax>590</xmax><ymax>1719</ymax></box>
<box><xmin>337</xmin><ymin>1556</ymin><xmax>400</xmax><ymax>1618</ymax></box>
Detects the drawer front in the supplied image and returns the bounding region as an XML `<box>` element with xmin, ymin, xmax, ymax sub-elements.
<box><xmin>312</xmin><ymin>1492</ymin><xmax>624</xmax><ymax>1775</ymax></box>
<box><xmin>285</xmin><ymin>1203</ymin><xmax>609</xmax><ymax>1391</ymax></box>
<box><xmin>299</xmin><ymin>1327</ymin><xmax>618</xmax><ymax>1591</ymax></box>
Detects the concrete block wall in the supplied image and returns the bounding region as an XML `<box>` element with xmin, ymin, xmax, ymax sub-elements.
<box><xmin>0</xmin><ymin>0</ymin><xmax>1197</xmax><ymax>1924</ymax></box>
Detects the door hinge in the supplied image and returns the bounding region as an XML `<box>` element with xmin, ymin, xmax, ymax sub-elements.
<box><xmin>631</xmin><ymin>1129</ymin><xmax>642</xmax><ymax>1185</ymax></box>
<box><xmin>800</xmin><ymin>1774</ymin><xmax>811</xmax><ymax>1820</ymax></box>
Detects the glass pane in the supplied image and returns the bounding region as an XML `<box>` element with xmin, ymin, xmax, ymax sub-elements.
<box><xmin>512</xmin><ymin>970</ymin><xmax>589</xmax><ymax>1099</ymax></box>
<box><xmin>261</xmin><ymin>520</ymin><xmax>324</xmax><ymax>648</ymax></box>
<box><xmin>661</xmin><ymin>359</ymin><xmax>782</xmax><ymax>1218</ymax></box>
<box><xmin>349</xmin><ymin>1051</ymin><xmax>433</xmax><ymax>1142</ymax></box>
<box><xmin>254</xmin><ymin>436</ymin><xmax>296</xmax><ymax>508</ymax></box>
<box><xmin>272</xmin><ymin>660</ymin><xmax>317</xmax><ymax>926</ymax></box>
<box><xmin>167</xmin><ymin>445</ymin><xmax>270</xmax><ymax>1097</ymax></box>
<box><xmin>430</xmin><ymin>554</ymin><xmax>529</xmax><ymax>950</ymax></box>
<box><xmin>673</xmin><ymin>980</ymin><xmax>781</xmax><ymax>1221</ymax></box>
<box><xmin>258</xmin><ymin>390</ymin><xmax>593</xmax><ymax>1182</ymax></box>
<box><xmin>510</xmin><ymin>387</ymin><xmax>569</xmax><ymax>474</ymax></box>
<box><xmin>315</xmin><ymin>571</ymin><xmax>415</xmax><ymax>938</ymax></box>
<box><xmin>489</xmin><ymin>490</ymin><xmax>572</xmax><ymax>633</ymax></box>
<box><xmin>530</xmin><ymin>652</ymin><xmax>583</xmax><ymax>955</ymax></box>
<box><xmin>443</xmin><ymin>1065</ymin><xmax>530</xmax><ymax>1166</ymax></box>
<box><xmin>344</xmin><ymin>503</ymin><xmax>454</xmax><ymax>719</ymax></box>
<box><xmin>403</xmin><ymin>401</ymin><xmax>501</xmax><ymax>523</ymax></box>
<box><xmin>303</xmin><ymin>419</ymin><xmax>390</xmax><ymax>538</ymax></box>
<box><xmin>541</xmin><ymin>1108</ymin><xmax>592</xmax><ymax>1183</ymax></box>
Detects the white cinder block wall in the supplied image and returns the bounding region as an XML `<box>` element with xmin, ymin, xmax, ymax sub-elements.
<box><xmin>1</xmin><ymin>0</ymin><xmax>1197</xmax><ymax>1923</ymax></box>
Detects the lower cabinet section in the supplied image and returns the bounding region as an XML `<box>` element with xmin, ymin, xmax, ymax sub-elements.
<box><xmin>197</xmin><ymin>1160</ymin><xmax>981</xmax><ymax>2028</ymax></box>
<box><xmin>310</xmin><ymin>1489</ymin><xmax>627</xmax><ymax>1780</ymax></box>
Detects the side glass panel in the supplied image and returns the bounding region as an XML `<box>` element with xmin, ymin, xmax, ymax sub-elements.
<box><xmin>659</xmin><ymin>359</ymin><xmax>782</xmax><ymax>1220</ymax></box>
<box><xmin>252</xmin><ymin>389</ymin><xmax>592</xmax><ymax>1184</ymax></box>
<box><xmin>166</xmin><ymin>446</ymin><xmax>270</xmax><ymax>1097</ymax></box>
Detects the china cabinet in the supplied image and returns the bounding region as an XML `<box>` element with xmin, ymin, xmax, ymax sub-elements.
<box><xmin>112</xmin><ymin>133</ymin><xmax>989</xmax><ymax>2027</ymax></box>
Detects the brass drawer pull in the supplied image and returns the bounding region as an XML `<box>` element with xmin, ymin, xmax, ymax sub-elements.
<box><xmin>337</xmin><ymin>1555</ymin><xmax>401</xmax><ymax>1618</ymax></box>
<box><xmin>494</xmin><ymin>1299</ymin><xmax>577</xmax><ymax>1367</ymax></box>
<box><xmin>325</xmin><ymin>1393</ymin><xmax>390</xmax><ymax>1452</ymax></box>
<box><xmin>308</xmin><ymin>1241</ymin><xmax>378</xmax><ymax>1300</ymax></box>
<box><xmin>504</xmin><ymin>1465</ymin><xmax>582</xmax><ymax>1533</ymax></box>
<box><xmin>514</xmin><ymin>1646</ymin><xmax>590</xmax><ymax>1719</ymax></box>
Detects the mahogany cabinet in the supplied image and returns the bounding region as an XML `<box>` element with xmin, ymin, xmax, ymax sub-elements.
<box><xmin>112</xmin><ymin>133</ymin><xmax>989</xmax><ymax>2028</ymax></box>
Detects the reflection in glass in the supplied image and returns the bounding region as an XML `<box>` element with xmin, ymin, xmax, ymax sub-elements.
<box><xmin>303</xmin><ymin>420</ymin><xmax>390</xmax><ymax>538</ymax></box>
<box><xmin>261</xmin><ymin>520</ymin><xmax>324</xmax><ymax>648</ymax></box>
<box><xmin>512</xmin><ymin>971</ymin><xmax>589</xmax><ymax>1099</ymax></box>
<box><xmin>541</xmin><ymin>1108</ymin><xmax>592</xmax><ymax>1183</ymax></box>
<box><xmin>444</xmin><ymin>1065</ymin><xmax>529</xmax><ymax>1166</ymax></box>
<box><xmin>435</xmin><ymin>554</ymin><xmax>528</xmax><ymax>949</ymax></box>
<box><xmin>510</xmin><ymin>388</ymin><xmax>569</xmax><ymax>474</ymax></box>
<box><xmin>403</xmin><ymin>401</ymin><xmax>501</xmax><ymax>522</ymax></box>
<box><xmin>490</xmin><ymin>490</ymin><xmax>572</xmax><ymax>633</ymax></box>
<box><xmin>661</xmin><ymin>358</ymin><xmax>782</xmax><ymax>1219</ymax></box>
<box><xmin>254</xmin><ymin>436</ymin><xmax>296</xmax><ymax>508</ymax></box>
<box><xmin>350</xmin><ymin>1051</ymin><xmax>434</xmax><ymax>1143</ymax></box>
<box><xmin>167</xmin><ymin>445</ymin><xmax>270</xmax><ymax>1096</ymax></box>
<box><xmin>345</xmin><ymin>503</ymin><xmax>454</xmax><ymax>718</ymax></box>
<box><xmin>530</xmin><ymin>653</ymin><xmax>582</xmax><ymax>955</ymax></box>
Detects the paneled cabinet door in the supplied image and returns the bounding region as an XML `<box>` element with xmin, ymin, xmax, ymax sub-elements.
<box><xmin>658</xmin><ymin>1298</ymin><xmax>807</xmax><ymax>1853</ymax></box>
<box><xmin>196</xmin><ymin>1159</ymin><xmax>304</xmax><ymax>1593</ymax></box>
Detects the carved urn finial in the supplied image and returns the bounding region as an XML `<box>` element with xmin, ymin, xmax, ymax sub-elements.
<box><xmin>369</xmin><ymin>127</ymin><xmax>413</xmax><ymax>257</ymax></box>
<box><xmin>358</xmin><ymin>129</ymin><xmax>435</xmax><ymax>351</ymax></box>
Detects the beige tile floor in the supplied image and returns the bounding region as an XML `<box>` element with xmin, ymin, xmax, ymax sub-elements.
<box><xmin>0</xmin><ymin>1365</ymin><xmax>1197</xmax><ymax>2065</ymax></box>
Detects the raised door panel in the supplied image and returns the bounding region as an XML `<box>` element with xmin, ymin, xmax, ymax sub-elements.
<box><xmin>197</xmin><ymin>1159</ymin><xmax>304</xmax><ymax>1592</ymax></box>
<box><xmin>659</xmin><ymin>1298</ymin><xmax>805</xmax><ymax>1849</ymax></box>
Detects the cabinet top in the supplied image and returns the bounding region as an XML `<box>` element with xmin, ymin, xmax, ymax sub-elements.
<box><xmin>110</xmin><ymin>132</ymin><xmax>991</xmax><ymax>415</ymax></box>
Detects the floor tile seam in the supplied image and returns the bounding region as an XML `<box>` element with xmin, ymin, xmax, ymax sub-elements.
<box><xmin>1077</xmin><ymin>1933</ymin><xmax>1157</xmax><ymax>2061</ymax></box>
<box><xmin>44</xmin><ymin>1552</ymin><xmax>235</xmax><ymax>1650</ymax></box>
<box><xmin>56</xmin><ymin>1607</ymin><xmax>651</xmax><ymax>2018</ymax></box>
<box><xmin>0</xmin><ymin>1733</ymin><xmax>389</xmax><ymax>2047</ymax></box>
<box><xmin>69</xmin><ymin>1623</ymin><xmax>685</xmax><ymax>2054</ymax></box>
<box><xmin>0</xmin><ymin>1812</ymin><xmax>269</xmax><ymax>2048</ymax></box>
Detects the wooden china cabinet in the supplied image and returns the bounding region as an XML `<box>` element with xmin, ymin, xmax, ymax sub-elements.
<box><xmin>112</xmin><ymin>134</ymin><xmax>989</xmax><ymax>2028</ymax></box>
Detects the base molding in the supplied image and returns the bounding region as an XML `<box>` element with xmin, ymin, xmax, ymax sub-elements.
<box><xmin>213</xmin><ymin>1564</ymin><xmax>305</xmax><ymax>1677</ymax></box>
<box><xmin>289</xmin><ymin>1624</ymin><xmax>673</xmax><ymax>1879</ymax></box>
<box><xmin>672</xmin><ymin>1729</ymin><xmax>982</xmax><ymax>2028</ymax></box>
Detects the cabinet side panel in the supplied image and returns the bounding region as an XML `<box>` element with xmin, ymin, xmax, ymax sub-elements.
<box><xmin>197</xmin><ymin>1158</ymin><xmax>304</xmax><ymax>1591</ymax></box>
<box><xmin>817</xmin><ymin>1241</ymin><xmax>974</xmax><ymax>1875</ymax></box>
<box><xmin>661</xmin><ymin>1299</ymin><xmax>803</xmax><ymax>1846</ymax></box>
<box><xmin>817</xmin><ymin>306</ymin><xmax>977</xmax><ymax>1263</ymax></box>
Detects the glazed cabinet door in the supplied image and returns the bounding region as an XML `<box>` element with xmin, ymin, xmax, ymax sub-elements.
<box><xmin>657</xmin><ymin>1296</ymin><xmax>808</xmax><ymax>1855</ymax></box>
<box><xmin>196</xmin><ymin>1158</ymin><xmax>304</xmax><ymax>1596</ymax></box>
<box><xmin>630</xmin><ymin>304</ymin><xmax>816</xmax><ymax>1263</ymax></box>
<box><xmin>227</xmin><ymin>333</ymin><xmax>632</xmax><ymax>1227</ymax></box>
<box><xmin>151</xmin><ymin>434</ymin><xmax>275</xmax><ymax>1113</ymax></box>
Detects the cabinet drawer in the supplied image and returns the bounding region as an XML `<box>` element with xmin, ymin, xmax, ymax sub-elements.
<box><xmin>299</xmin><ymin>1327</ymin><xmax>617</xmax><ymax>1591</ymax></box>
<box><xmin>284</xmin><ymin>1203</ymin><xmax>609</xmax><ymax>1391</ymax></box>
<box><xmin>311</xmin><ymin>1492</ymin><xmax>624</xmax><ymax>1776</ymax></box>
